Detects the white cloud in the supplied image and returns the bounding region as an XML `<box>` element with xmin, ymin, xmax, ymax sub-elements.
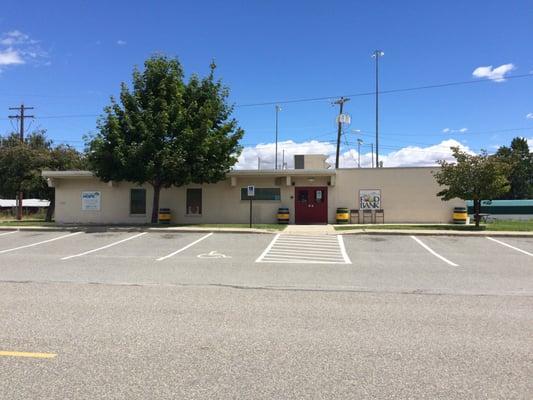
<box><xmin>0</xmin><ymin>30</ymin><xmax>47</xmax><ymax>71</ymax></box>
<box><xmin>116</xmin><ymin>40</ymin><xmax>127</xmax><ymax>46</ymax></box>
<box><xmin>472</xmin><ymin>63</ymin><xmax>515</xmax><ymax>82</ymax></box>
<box><xmin>372</xmin><ymin>139</ymin><xmax>474</xmax><ymax>167</ymax></box>
<box><xmin>0</xmin><ymin>30</ymin><xmax>36</xmax><ymax>46</ymax></box>
<box><xmin>526</xmin><ymin>113</ymin><xmax>533</xmax><ymax>119</ymax></box>
<box><xmin>0</xmin><ymin>48</ymin><xmax>24</xmax><ymax>65</ymax></box>
<box><xmin>442</xmin><ymin>127</ymin><xmax>468</xmax><ymax>134</ymax></box>
<box><xmin>234</xmin><ymin>139</ymin><xmax>474</xmax><ymax>169</ymax></box>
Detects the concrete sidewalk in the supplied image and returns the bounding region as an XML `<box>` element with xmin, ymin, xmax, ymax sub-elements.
<box><xmin>336</xmin><ymin>228</ymin><xmax>533</xmax><ymax>237</ymax></box>
<box><xmin>0</xmin><ymin>224</ymin><xmax>531</xmax><ymax>237</ymax></box>
<box><xmin>282</xmin><ymin>224</ymin><xmax>336</xmax><ymax>235</ymax></box>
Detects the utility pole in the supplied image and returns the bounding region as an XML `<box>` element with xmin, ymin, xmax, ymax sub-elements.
<box><xmin>281</xmin><ymin>149</ymin><xmax>285</xmax><ymax>170</ymax></box>
<box><xmin>8</xmin><ymin>104</ymin><xmax>34</xmax><ymax>221</ymax></box>
<box><xmin>274</xmin><ymin>105</ymin><xmax>281</xmax><ymax>170</ymax></box>
<box><xmin>372</xmin><ymin>50</ymin><xmax>384</xmax><ymax>168</ymax></box>
<box><xmin>334</xmin><ymin>97</ymin><xmax>350</xmax><ymax>169</ymax></box>
<box><xmin>370</xmin><ymin>143</ymin><xmax>374</xmax><ymax>168</ymax></box>
<box><xmin>357</xmin><ymin>138</ymin><xmax>363</xmax><ymax>168</ymax></box>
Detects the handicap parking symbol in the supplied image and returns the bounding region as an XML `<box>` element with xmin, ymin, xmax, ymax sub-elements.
<box><xmin>197</xmin><ymin>251</ymin><xmax>231</xmax><ymax>259</ymax></box>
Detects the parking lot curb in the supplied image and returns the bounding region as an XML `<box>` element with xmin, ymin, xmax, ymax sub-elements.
<box><xmin>0</xmin><ymin>226</ymin><xmax>277</xmax><ymax>234</ymax></box>
<box><xmin>336</xmin><ymin>229</ymin><xmax>533</xmax><ymax>237</ymax></box>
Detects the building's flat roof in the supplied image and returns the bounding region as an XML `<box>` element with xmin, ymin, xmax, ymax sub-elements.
<box><xmin>228</xmin><ymin>169</ymin><xmax>336</xmax><ymax>177</ymax></box>
<box><xmin>42</xmin><ymin>166</ymin><xmax>439</xmax><ymax>180</ymax></box>
<box><xmin>42</xmin><ymin>170</ymin><xmax>95</xmax><ymax>178</ymax></box>
<box><xmin>42</xmin><ymin>169</ymin><xmax>337</xmax><ymax>179</ymax></box>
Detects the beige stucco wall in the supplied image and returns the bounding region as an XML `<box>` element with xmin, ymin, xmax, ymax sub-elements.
<box><xmin>52</xmin><ymin>167</ymin><xmax>463</xmax><ymax>224</ymax></box>
<box><xmin>332</xmin><ymin>167</ymin><xmax>464</xmax><ymax>223</ymax></box>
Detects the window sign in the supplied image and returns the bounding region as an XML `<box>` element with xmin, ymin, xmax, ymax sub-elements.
<box><xmin>247</xmin><ymin>185</ymin><xmax>255</xmax><ymax>197</ymax></box>
<box><xmin>81</xmin><ymin>191</ymin><xmax>101</xmax><ymax>211</ymax></box>
<box><xmin>359</xmin><ymin>189</ymin><xmax>381</xmax><ymax>210</ymax></box>
<box><xmin>241</xmin><ymin>187</ymin><xmax>280</xmax><ymax>201</ymax></box>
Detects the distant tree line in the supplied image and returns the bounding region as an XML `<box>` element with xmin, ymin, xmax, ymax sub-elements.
<box><xmin>492</xmin><ymin>137</ymin><xmax>532</xmax><ymax>199</ymax></box>
<box><xmin>0</xmin><ymin>130</ymin><xmax>86</xmax><ymax>221</ymax></box>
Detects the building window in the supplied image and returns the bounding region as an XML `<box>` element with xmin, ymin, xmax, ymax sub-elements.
<box><xmin>130</xmin><ymin>189</ymin><xmax>146</xmax><ymax>215</ymax></box>
<box><xmin>186</xmin><ymin>188</ymin><xmax>202</xmax><ymax>215</ymax></box>
<box><xmin>240</xmin><ymin>188</ymin><xmax>281</xmax><ymax>201</ymax></box>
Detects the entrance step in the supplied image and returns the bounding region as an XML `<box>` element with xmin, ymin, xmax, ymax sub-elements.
<box><xmin>283</xmin><ymin>224</ymin><xmax>335</xmax><ymax>236</ymax></box>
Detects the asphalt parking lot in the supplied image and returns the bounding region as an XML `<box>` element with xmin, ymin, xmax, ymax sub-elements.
<box><xmin>0</xmin><ymin>229</ymin><xmax>530</xmax><ymax>294</ymax></box>
<box><xmin>1</xmin><ymin>230</ymin><xmax>532</xmax><ymax>399</ymax></box>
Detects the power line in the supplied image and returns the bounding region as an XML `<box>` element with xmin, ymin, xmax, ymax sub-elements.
<box><xmin>234</xmin><ymin>72</ymin><xmax>533</xmax><ymax>108</ymax></box>
<box><xmin>0</xmin><ymin>73</ymin><xmax>530</xmax><ymax>119</ymax></box>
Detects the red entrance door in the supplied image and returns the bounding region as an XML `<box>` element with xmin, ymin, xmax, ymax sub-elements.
<box><xmin>295</xmin><ymin>187</ymin><xmax>328</xmax><ymax>224</ymax></box>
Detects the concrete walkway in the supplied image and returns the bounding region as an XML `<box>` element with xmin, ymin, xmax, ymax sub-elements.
<box><xmin>282</xmin><ymin>224</ymin><xmax>336</xmax><ymax>235</ymax></box>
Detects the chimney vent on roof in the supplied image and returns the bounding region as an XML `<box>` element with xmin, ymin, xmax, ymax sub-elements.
<box><xmin>293</xmin><ymin>154</ymin><xmax>329</xmax><ymax>170</ymax></box>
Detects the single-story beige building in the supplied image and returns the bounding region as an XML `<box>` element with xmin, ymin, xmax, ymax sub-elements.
<box><xmin>42</xmin><ymin>154</ymin><xmax>463</xmax><ymax>225</ymax></box>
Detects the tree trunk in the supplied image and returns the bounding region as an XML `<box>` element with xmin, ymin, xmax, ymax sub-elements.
<box><xmin>151</xmin><ymin>184</ymin><xmax>161</xmax><ymax>224</ymax></box>
<box><xmin>473</xmin><ymin>199</ymin><xmax>481</xmax><ymax>228</ymax></box>
<box><xmin>45</xmin><ymin>196</ymin><xmax>55</xmax><ymax>222</ymax></box>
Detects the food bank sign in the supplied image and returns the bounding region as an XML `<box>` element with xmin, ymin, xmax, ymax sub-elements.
<box><xmin>359</xmin><ymin>189</ymin><xmax>381</xmax><ymax>210</ymax></box>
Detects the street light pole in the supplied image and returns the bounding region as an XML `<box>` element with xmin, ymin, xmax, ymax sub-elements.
<box><xmin>372</xmin><ymin>50</ymin><xmax>384</xmax><ymax>168</ymax></box>
<box><xmin>357</xmin><ymin>138</ymin><xmax>363</xmax><ymax>168</ymax></box>
<box><xmin>275</xmin><ymin>105</ymin><xmax>281</xmax><ymax>169</ymax></box>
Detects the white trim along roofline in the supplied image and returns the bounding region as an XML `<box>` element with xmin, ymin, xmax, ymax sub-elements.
<box><xmin>42</xmin><ymin>166</ymin><xmax>440</xmax><ymax>179</ymax></box>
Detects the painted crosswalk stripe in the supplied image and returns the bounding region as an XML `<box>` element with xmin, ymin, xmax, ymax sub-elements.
<box><xmin>256</xmin><ymin>234</ymin><xmax>351</xmax><ymax>264</ymax></box>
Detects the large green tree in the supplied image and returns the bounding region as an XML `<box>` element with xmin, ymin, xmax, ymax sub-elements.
<box><xmin>494</xmin><ymin>137</ymin><xmax>532</xmax><ymax>199</ymax></box>
<box><xmin>434</xmin><ymin>147</ymin><xmax>510</xmax><ymax>227</ymax></box>
<box><xmin>87</xmin><ymin>55</ymin><xmax>244</xmax><ymax>222</ymax></box>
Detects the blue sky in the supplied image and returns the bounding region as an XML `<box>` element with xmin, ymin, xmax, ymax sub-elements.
<box><xmin>0</xmin><ymin>0</ymin><xmax>532</xmax><ymax>168</ymax></box>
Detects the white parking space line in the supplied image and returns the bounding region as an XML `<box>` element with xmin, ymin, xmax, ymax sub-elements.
<box><xmin>337</xmin><ymin>235</ymin><xmax>352</xmax><ymax>264</ymax></box>
<box><xmin>486</xmin><ymin>237</ymin><xmax>533</xmax><ymax>257</ymax></box>
<box><xmin>410</xmin><ymin>235</ymin><xmax>459</xmax><ymax>267</ymax></box>
<box><xmin>156</xmin><ymin>233</ymin><xmax>214</xmax><ymax>261</ymax></box>
<box><xmin>61</xmin><ymin>232</ymin><xmax>147</xmax><ymax>260</ymax></box>
<box><xmin>257</xmin><ymin>234</ymin><xmax>350</xmax><ymax>264</ymax></box>
<box><xmin>0</xmin><ymin>231</ymin><xmax>18</xmax><ymax>237</ymax></box>
<box><xmin>0</xmin><ymin>232</ymin><xmax>82</xmax><ymax>255</ymax></box>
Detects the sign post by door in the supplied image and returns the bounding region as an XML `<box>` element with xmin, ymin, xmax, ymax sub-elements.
<box><xmin>247</xmin><ymin>185</ymin><xmax>255</xmax><ymax>228</ymax></box>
